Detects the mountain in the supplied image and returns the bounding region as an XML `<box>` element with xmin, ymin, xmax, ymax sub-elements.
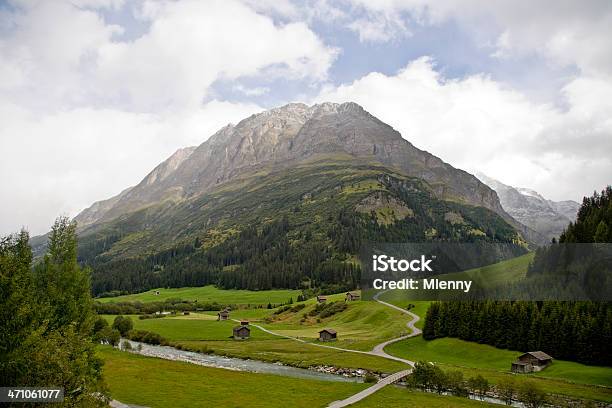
<box><xmin>41</xmin><ymin>102</ymin><xmax>533</xmax><ymax>294</ymax></box>
<box><xmin>475</xmin><ymin>173</ymin><xmax>579</xmax><ymax>241</ymax></box>
<box><xmin>77</xmin><ymin>103</ymin><xmax>506</xmax><ymax>225</ymax></box>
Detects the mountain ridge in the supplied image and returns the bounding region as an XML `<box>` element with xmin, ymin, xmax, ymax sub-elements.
<box><xmin>475</xmin><ymin>172</ymin><xmax>579</xmax><ymax>241</ymax></box>
<box><xmin>75</xmin><ymin>102</ymin><xmax>510</xmax><ymax>229</ymax></box>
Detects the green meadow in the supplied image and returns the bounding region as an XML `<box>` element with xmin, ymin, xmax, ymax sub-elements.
<box><xmin>97</xmin><ymin>285</ymin><xmax>301</xmax><ymax>305</ymax></box>
<box><xmin>386</xmin><ymin>337</ymin><xmax>612</xmax><ymax>402</ymax></box>
<box><xmin>102</xmin><ymin>313</ymin><xmax>276</xmax><ymax>341</ymax></box>
<box><xmin>97</xmin><ymin>277</ymin><xmax>612</xmax><ymax>405</ymax></box>
<box><xmin>259</xmin><ymin>293</ymin><xmax>413</xmax><ymax>351</ymax></box>
<box><xmin>99</xmin><ymin>346</ymin><xmax>367</xmax><ymax>408</ymax></box>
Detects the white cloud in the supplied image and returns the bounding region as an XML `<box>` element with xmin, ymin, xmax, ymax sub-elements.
<box><xmin>346</xmin><ymin>0</ymin><xmax>612</xmax><ymax>77</ymax></box>
<box><xmin>94</xmin><ymin>0</ymin><xmax>338</xmax><ymax>111</ymax></box>
<box><xmin>232</xmin><ymin>84</ymin><xmax>270</xmax><ymax>96</ymax></box>
<box><xmin>0</xmin><ymin>100</ymin><xmax>262</xmax><ymax>235</ymax></box>
<box><xmin>0</xmin><ymin>0</ymin><xmax>336</xmax><ymax>235</ymax></box>
<box><xmin>0</xmin><ymin>0</ymin><xmax>338</xmax><ymax>112</ymax></box>
<box><xmin>316</xmin><ymin>57</ymin><xmax>612</xmax><ymax>202</ymax></box>
<box><xmin>347</xmin><ymin>12</ymin><xmax>410</xmax><ymax>43</ymax></box>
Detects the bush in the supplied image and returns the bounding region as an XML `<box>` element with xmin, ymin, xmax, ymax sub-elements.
<box><xmin>93</xmin><ymin>316</ymin><xmax>109</xmax><ymax>333</ymax></box>
<box><xmin>138</xmin><ymin>314</ymin><xmax>167</xmax><ymax>320</ymax></box>
<box><xmin>112</xmin><ymin>315</ymin><xmax>134</xmax><ymax>336</ymax></box>
<box><xmin>290</xmin><ymin>303</ymin><xmax>306</xmax><ymax>312</ymax></box>
<box><xmin>364</xmin><ymin>374</ymin><xmax>377</xmax><ymax>383</ymax></box>
<box><xmin>496</xmin><ymin>378</ymin><xmax>516</xmax><ymax>405</ymax></box>
<box><xmin>467</xmin><ymin>375</ymin><xmax>489</xmax><ymax>399</ymax></box>
<box><xmin>97</xmin><ymin>326</ymin><xmax>120</xmax><ymax>346</ymax></box>
<box><xmin>518</xmin><ymin>382</ymin><xmax>547</xmax><ymax>408</ymax></box>
<box><xmin>127</xmin><ymin>330</ymin><xmax>166</xmax><ymax>345</ymax></box>
<box><xmin>446</xmin><ymin>370</ymin><xmax>468</xmax><ymax>397</ymax></box>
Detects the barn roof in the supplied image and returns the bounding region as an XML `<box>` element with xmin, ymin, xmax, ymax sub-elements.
<box><xmin>319</xmin><ymin>328</ymin><xmax>337</xmax><ymax>335</ymax></box>
<box><xmin>522</xmin><ymin>351</ymin><xmax>553</xmax><ymax>361</ymax></box>
<box><xmin>346</xmin><ymin>292</ymin><xmax>360</xmax><ymax>296</ymax></box>
<box><xmin>233</xmin><ymin>325</ymin><xmax>250</xmax><ymax>331</ymax></box>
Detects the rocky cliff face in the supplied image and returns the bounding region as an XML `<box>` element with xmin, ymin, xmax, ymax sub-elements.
<box><xmin>76</xmin><ymin>102</ymin><xmax>512</xmax><ymax>232</ymax></box>
<box><xmin>476</xmin><ymin>173</ymin><xmax>579</xmax><ymax>241</ymax></box>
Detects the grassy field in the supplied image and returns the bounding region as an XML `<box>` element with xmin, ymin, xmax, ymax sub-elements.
<box><xmin>102</xmin><ymin>314</ymin><xmax>277</xmax><ymax>341</ymax></box>
<box><xmin>352</xmin><ymin>387</ymin><xmax>497</xmax><ymax>407</ymax></box>
<box><xmin>259</xmin><ymin>293</ymin><xmax>413</xmax><ymax>351</ymax></box>
<box><xmin>385</xmin><ymin>336</ymin><xmax>612</xmax><ymax>402</ymax></box>
<box><xmin>378</xmin><ymin>252</ymin><xmax>533</xmax><ymax>306</ymax></box>
<box><xmin>102</xmin><ymin>312</ymin><xmax>409</xmax><ymax>373</ymax></box>
<box><xmin>99</xmin><ymin>346</ymin><xmax>367</xmax><ymax>408</ymax></box>
<box><xmin>97</xmin><ymin>285</ymin><xmax>301</xmax><ymax>305</ymax></box>
<box><xmin>439</xmin><ymin>252</ymin><xmax>534</xmax><ymax>287</ymax></box>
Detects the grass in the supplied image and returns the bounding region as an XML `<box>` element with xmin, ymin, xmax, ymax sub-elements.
<box><xmin>102</xmin><ymin>314</ymin><xmax>277</xmax><ymax>341</ymax></box>
<box><xmin>385</xmin><ymin>334</ymin><xmax>612</xmax><ymax>402</ymax></box>
<box><xmin>259</xmin><ymin>293</ymin><xmax>413</xmax><ymax>351</ymax></box>
<box><xmin>376</xmin><ymin>253</ymin><xmax>533</xmax><ymax>328</ymax></box>
<box><xmin>352</xmin><ymin>386</ymin><xmax>497</xmax><ymax>407</ymax></box>
<box><xmin>101</xmin><ymin>305</ymin><xmax>410</xmax><ymax>374</ymax></box>
<box><xmin>97</xmin><ymin>285</ymin><xmax>302</xmax><ymax>305</ymax></box>
<box><xmin>99</xmin><ymin>346</ymin><xmax>368</xmax><ymax>408</ymax></box>
<box><xmin>439</xmin><ymin>252</ymin><xmax>534</xmax><ymax>287</ymax></box>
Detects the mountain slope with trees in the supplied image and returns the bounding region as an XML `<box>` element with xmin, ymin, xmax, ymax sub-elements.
<box><xmin>26</xmin><ymin>102</ymin><xmax>534</xmax><ymax>295</ymax></box>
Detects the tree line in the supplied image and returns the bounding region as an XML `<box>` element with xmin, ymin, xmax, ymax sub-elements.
<box><xmin>422</xmin><ymin>186</ymin><xmax>612</xmax><ymax>367</ymax></box>
<box><xmin>423</xmin><ymin>300</ymin><xmax>611</xmax><ymax>366</ymax></box>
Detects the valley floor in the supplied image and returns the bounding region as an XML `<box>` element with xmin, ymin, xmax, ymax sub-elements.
<box><xmin>99</xmin><ymin>280</ymin><xmax>612</xmax><ymax>407</ymax></box>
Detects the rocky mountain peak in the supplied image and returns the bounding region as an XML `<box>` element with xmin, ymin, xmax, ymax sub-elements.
<box><xmin>75</xmin><ymin>102</ymin><xmax>515</xmax><ymax>233</ymax></box>
<box><xmin>476</xmin><ymin>172</ymin><xmax>579</xmax><ymax>240</ymax></box>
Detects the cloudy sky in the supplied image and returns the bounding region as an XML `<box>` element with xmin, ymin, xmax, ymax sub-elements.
<box><xmin>1</xmin><ymin>0</ymin><xmax>611</xmax><ymax>235</ymax></box>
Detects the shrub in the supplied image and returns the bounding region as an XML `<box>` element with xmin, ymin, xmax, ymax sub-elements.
<box><xmin>467</xmin><ymin>375</ymin><xmax>489</xmax><ymax>399</ymax></box>
<box><xmin>364</xmin><ymin>374</ymin><xmax>377</xmax><ymax>383</ymax></box>
<box><xmin>497</xmin><ymin>378</ymin><xmax>516</xmax><ymax>405</ymax></box>
<box><xmin>97</xmin><ymin>326</ymin><xmax>120</xmax><ymax>346</ymax></box>
<box><xmin>518</xmin><ymin>382</ymin><xmax>547</xmax><ymax>408</ymax></box>
<box><xmin>127</xmin><ymin>330</ymin><xmax>166</xmax><ymax>345</ymax></box>
<box><xmin>112</xmin><ymin>315</ymin><xmax>134</xmax><ymax>336</ymax></box>
<box><xmin>290</xmin><ymin>304</ymin><xmax>305</xmax><ymax>312</ymax></box>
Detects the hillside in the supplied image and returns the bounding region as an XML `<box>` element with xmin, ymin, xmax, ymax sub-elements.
<box><xmin>31</xmin><ymin>102</ymin><xmax>534</xmax><ymax>295</ymax></box>
<box><xmin>83</xmin><ymin>156</ymin><xmax>523</xmax><ymax>295</ymax></box>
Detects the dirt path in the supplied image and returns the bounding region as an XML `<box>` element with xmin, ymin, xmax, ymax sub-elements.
<box><xmin>327</xmin><ymin>368</ymin><xmax>413</xmax><ymax>408</ymax></box>
<box><xmin>325</xmin><ymin>292</ymin><xmax>421</xmax><ymax>407</ymax></box>
<box><xmin>239</xmin><ymin>291</ymin><xmax>422</xmax><ymax>407</ymax></box>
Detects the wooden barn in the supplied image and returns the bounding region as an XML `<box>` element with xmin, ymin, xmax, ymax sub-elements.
<box><xmin>217</xmin><ymin>309</ymin><xmax>230</xmax><ymax>321</ymax></box>
<box><xmin>240</xmin><ymin>320</ymin><xmax>249</xmax><ymax>326</ymax></box>
<box><xmin>233</xmin><ymin>325</ymin><xmax>250</xmax><ymax>340</ymax></box>
<box><xmin>316</xmin><ymin>295</ymin><xmax>327</xmax><ymax>304</ymax></box>
<box><xmin>511</xmin><ymin>351</ymin><xmax>553</xmax><ymax>373</ymax></box>
<box><xmin>318</xmin><ymin>328</ymin><xmax>337</xmax><ymax>342</ymax></box>
<box><xmin>345</xmin><ymin>291</ymin><xmax>360</xmax><ymax>301</ymax></box>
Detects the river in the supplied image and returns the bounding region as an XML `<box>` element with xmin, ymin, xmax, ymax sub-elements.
<box><xmin>122</xmin><ymin>340</ymin><xmax>364</xmax><ymax>383</ymax></box>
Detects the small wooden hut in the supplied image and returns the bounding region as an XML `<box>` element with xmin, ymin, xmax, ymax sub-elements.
<box><xmin>318</xmin><ymin>328</ymin><xmax>337</xmax><ymax>342</ymax></box>
<box><xmin>511</xmin><ymin>351</ymin><xmax>553</xmax><ymax>373</ymax></box>
<box><xmin>233</xmin><ymin>325</ymin><xmax>250</xmax><ymax>340</ymax></box>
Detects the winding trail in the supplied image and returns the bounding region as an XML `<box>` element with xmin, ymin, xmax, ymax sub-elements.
<box><xmin>238</xmin><ymin>291</ymin><xmax>422</xmax><ymax>407</ymax></box>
